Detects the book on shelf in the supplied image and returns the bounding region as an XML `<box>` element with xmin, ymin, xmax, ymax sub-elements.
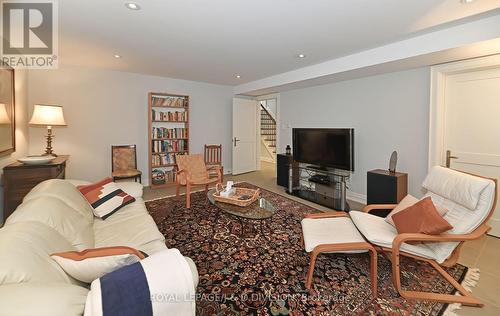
<box><xmin>151</xmin><ymin>96</ymin><xmax>186</xmax><ymax>108</ymax></box>
<box><xmin>151</xmin><ymin>151</ymin><xmax>187</xmax><ymax>167</ymax></box>
<box><xmin>151</xmin><ymin>169</ymin><xmax>176</xmax><ymax>185</ymax></box>
<box><xmin>151</xmin><ymin>109</ymin><xmax>188</xmax><ymax>122</ymax></box>
<box><xmin>152</xmin><ymin>127</ymin><xmax>188</xmax><ymax>139</ymax></box>
<box><xmin>151</xmin><ymin>140</ymin><xmax>187</xmax><ymax>153</ymax></box>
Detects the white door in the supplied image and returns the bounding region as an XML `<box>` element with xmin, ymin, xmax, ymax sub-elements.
<box><xmin>444</xmin><ymin>67</ymin><xmax>500</xmax><ymax>237</ymax></box>
<box><xmin>232</xmin><ymin>98</ymin><xmax>258</xmax><ymax>175</ymax></box>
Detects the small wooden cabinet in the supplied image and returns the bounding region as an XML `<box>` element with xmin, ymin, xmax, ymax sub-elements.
<box><xmin>367</xmin><ymin>169</ymin><xmax>408</xmax><ymax>204</ymax></box>
<box><xmin>2</xmin><ymin>155</ymin><xmax>68</xmax><ymax>221</ymax></box>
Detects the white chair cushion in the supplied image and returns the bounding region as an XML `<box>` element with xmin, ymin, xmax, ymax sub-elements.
<box><xmin>350</xmin><ymin>211</ymin><xmax>439</xmax><ymax>261</ymax></box>
<box><xmin>301</xmin><ymin>217</ymin><xmax>368</xmax><ymax>254</ymax></box>
<box><xmin>422</xmin><ymin>166</ymin><xmax>491</xmax><ymax>210</ymax></box>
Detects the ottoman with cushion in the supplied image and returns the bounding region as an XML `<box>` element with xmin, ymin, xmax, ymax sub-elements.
<box><xmin>301</xmin><ymin>211</ymin><xmax>377</xmax><ymax>297</ymax></box>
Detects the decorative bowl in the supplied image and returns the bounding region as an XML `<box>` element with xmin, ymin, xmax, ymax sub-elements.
<box><xmin>18</xmin><ymin>155</ymin><xmax>56</xmax><ymax>165</ymax></box>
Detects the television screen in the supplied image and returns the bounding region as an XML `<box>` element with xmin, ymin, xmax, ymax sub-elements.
<box><xmin>292</xmin><ymin>128</ymin><xmax>354</xmax><ymax>171</ymax></box>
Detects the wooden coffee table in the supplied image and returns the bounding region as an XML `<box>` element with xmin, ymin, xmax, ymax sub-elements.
<box><xmin>207</xmin><ymin>188</ymin><xmax>276</xmax><ymax>239</ymax></box>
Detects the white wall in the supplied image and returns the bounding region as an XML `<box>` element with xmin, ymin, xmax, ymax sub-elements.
<box><xmin>0</xmin><ymin>70</ymin><xmax>29</xmax><ymax>223</ymax></box>
<box><xmin>28</xmin><ymin>67</ymin><xmax>234</xmax><ymax>185</ymax></box>
<box><xmin>280</xmin><ymin>68</ymin><xmax>430</xmax><ymax>199</ymax></box>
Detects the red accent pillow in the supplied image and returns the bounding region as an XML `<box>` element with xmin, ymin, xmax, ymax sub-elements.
<box><xmin>392</xmin><ymin>197</ymin><xmax>453</xmax><ymax>235</ymax></box>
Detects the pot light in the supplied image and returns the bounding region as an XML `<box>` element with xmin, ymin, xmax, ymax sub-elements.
<box><xmin>236</xmin><ymin>75</ymin><xmax>241</xmax><ymax>79</ymax></box>
<box><xmin>297</xmin><ymin>53</ymin><xmax>306</xmax><ymax>58</ymax></box>
<box><xmin>461</xmin><ymin>0</ymin><xmax>475</xmax><ymax>3</ymax></box>
<box><xmin>125</xmin><ymin>2</ymin><xmax>141</xmax><ymax>10</ymax></box>
<box><xmin>113</xmin><ymin>54</ymin><xmax>122</xmax><ymax>59</ymax></box>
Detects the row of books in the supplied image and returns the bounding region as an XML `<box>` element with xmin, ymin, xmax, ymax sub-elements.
<box><xmin>152</xmin><ymin>127</ymin><xmax>188</xmax><ymax>139</ymax></box>
<box><xmin>151</xmin><ymin>96</ymin><xmax>186</xmax><ymax>108</ymax></box>
<box><xmin>151</xmin><ymin>169</ymin><xmax>176</xmax><ymax>185</ymax></box>
<box><xmin>151</xmin><ymin>109</ymin><xmax>188</xmax><ymax>122</ymax></box>
<box><xmin>151</xmin><ymin>152</ymin><xmax>187</xmax><ymax>167</ymax></box>
<box><xmin>152</xmin><ymin>140</ymin><xmax>188</xmax><ymax>153</ymax></box>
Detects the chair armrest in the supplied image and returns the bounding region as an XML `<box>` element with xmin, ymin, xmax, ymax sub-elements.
<box><xmin>304</xmin><ymin>211</ymin><xmax>348</xmax><ymax>219</ymax></box>
<box><xmin>362</xmin><ymin>204</ymin><xmax>398</xmax><ymax>214</ymax></box>
<box><xmin>176</xmin><ymin>169</ymin><xmax>191</xmax><ymax>182</ymax></box>
<box><xmin>391</xmin><ymin>224</ymin><xmax>491</xmax><ymax>256</ymax></box>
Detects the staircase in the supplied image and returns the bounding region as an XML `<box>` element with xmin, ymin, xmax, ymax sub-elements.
<box><xmin>260</xmin><ymin>105</ymin><xmax>276</xmax><ymax>162</ymax></box>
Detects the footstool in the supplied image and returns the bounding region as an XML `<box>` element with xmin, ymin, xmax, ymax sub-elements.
<box><xmin>301</xmin><ymin>212</ymin><xmax>378</xmax><ymax>297</ymax></box>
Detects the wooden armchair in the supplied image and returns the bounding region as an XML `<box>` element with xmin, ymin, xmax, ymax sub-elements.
<box><xmin>351</xmin><ymin>166</ymin><xmax>497</xmax><ymax>307</ymax></box>
<box><xmin>204</xmin><ymin>144</ymin><xmax>223</xmax><ymax>182</ymax></box>
<box><xmin>111</xmin><ymin>145</ymin><xmax>142</xmax><ymax>183</ymax></box>
<box><xmin>175</xmin><ymin>154</ymin><xmax>222</xmax><ymax>208</ymax></box>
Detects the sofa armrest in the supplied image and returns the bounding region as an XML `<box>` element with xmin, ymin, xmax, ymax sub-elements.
<box><xmin>0</xmin><ymin>282</ymin><xmax>88</xmax><ymax>316</ymax></box>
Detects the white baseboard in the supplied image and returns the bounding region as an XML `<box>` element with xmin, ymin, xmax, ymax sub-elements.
<box><xmin>347</xmin><ymin>190</ymin><xmax>367</xmax><ymax>205</ymax></box>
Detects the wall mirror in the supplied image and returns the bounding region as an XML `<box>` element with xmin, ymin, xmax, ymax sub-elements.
<box><xmin>0</xmin><ymin>67</ymin><xmax>15</xmax><ymax>156</ymax></box>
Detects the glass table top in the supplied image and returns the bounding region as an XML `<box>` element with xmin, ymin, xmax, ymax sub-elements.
<box><xmin>207</xmin><ymin>188</ymin><xmax>276</xmax><ymax>220</ymax></box>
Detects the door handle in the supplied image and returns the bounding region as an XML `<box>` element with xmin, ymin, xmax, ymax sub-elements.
<box><xmin>446</xmin><ymin>150</ymin><xmax>459</xmax><ymax>168</ymax></box>
<box><xmin>233</xmin><ymin>137</ymin><xmax>240</xmax><ymax>147</ymax></box>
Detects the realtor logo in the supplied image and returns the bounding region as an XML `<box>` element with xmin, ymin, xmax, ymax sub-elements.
<box><xmin>1</xmin><ymin>0</ymin><xmax>58</xmax><ymax>69</ymax></box>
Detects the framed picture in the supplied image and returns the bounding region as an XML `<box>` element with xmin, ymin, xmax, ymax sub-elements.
<box><xmin>0</xmin><ymin>66</ymin><xmax>15</xmax><ymax>156</ymax></box>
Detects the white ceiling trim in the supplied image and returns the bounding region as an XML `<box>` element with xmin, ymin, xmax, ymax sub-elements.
<box><xmin>234</xmin><ymin>13</ymin><xmax>500</xmax><ymax>96</ymax></box>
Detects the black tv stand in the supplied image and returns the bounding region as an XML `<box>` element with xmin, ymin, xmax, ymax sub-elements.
<box><xmin>306</xmin><ymin>165</ymin><xmax>328</xmax><ymax>171</ymax></box>
<box><xmin>287</xmin><ymin>163</ymin><xmax>350</xmax><ymax>211</ymax></box>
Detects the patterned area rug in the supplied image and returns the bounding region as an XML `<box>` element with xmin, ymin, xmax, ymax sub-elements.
<box><xmin>146</xmin><ymin>183</ymin><xmax>472</xmax><ymax>316</ymax></box>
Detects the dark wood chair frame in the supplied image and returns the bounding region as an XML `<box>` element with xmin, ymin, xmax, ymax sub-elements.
<box><xmin>111</xmin><ymin>144</ymin><xmax>142</xmax><ymax>183</ymax></box>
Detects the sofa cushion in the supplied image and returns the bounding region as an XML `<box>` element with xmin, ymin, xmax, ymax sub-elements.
<box><xmin>78</xmin><ymin>178</ymin><xmax>136</xmax><ymax>220</ymax></box>
<box><xmin>0</xmin><ymin>222</ymin><xmax>78</xmax><ymax>285</ymax></box>
<box><xmin>0</xmin><ymin>282</ymin><xmax>88</xmax><ymax>316</ymax></box>
<box><xmin>23</xmin><ymin>179</ymin><xmax>95</xmax><ymax>223</ymax></box>
<box><xmin>51</xmin><ymin>246</ymin><xmax>145</xmax><ymax>283</ymax></box>
<box><xmin>93</xmin><ymin>200</ymin><xmax>165</xmax><ymax>253</ymax></box>
<box><xmin>422</xmin><ymin>166</ymin><xmax>491</xmax><ymax>210</ymax></box>
<box><xmin>6</xmin><ymin>197</ymin><xmax>94</xmax><ymax>250</ymax></box>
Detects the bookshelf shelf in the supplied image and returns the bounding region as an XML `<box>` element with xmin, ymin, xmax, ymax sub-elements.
<box><xmin>148</xmin><ymin>92</ymin><xmax>190</xmax><ymax>188</ymax></box>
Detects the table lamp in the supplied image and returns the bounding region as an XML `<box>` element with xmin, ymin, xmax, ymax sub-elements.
<box><xmin>29</xmin><ymin>104</ymin><xmax>67</xmax><ymax>156</ymax></box>
<box><xmin>0</xmin><ymin>103</ymin><xmax>11</xmax><ymax>124</ymax></box>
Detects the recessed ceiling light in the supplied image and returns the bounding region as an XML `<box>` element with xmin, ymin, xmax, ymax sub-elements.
<box><xmin>113</xmin><ymin>54</ymin><xmax>122</xmax><ymax>59</ymax></box>
<box><xmin>125</xmin><ymin>2</ymin><xmax>141</xmax><ymax>10</ymax></box>
<box><xmin>236</xmin><ymin>75</ymin><xmax>241</xmax><ymax>79</ymax></box>
<box><xmin>461</xmin><ymin>0</ymin><xmax>475</xmax><ymax>4</ymax></box>
<box><xmin>297</xmin><ymin>53</ymin><xmax>306</xmax><ymax>58</ymax></box>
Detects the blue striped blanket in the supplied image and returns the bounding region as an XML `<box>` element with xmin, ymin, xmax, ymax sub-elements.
<box><xmin>84</xmin><ymin>249</ymin><xmax>195</xmax><ymax>316</ymax></box>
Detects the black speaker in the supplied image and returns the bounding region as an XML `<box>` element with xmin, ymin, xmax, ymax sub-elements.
<box><xmin>277</xmin><ymin>154</ymin><xmax>292</xmax><ymax>187</ymax></box>
<box><xmin>367</xmin><ymin>169</ymin><xmax>408</xmax><ymax>216</ymax></box>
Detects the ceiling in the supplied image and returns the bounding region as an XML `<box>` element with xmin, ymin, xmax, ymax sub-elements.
<box><xmin>59</xmin><ymin>0</ymin><xmax>500</xmax><ymax>85</ymax></box>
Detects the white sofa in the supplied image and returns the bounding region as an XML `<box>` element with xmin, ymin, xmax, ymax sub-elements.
<box><xmin>0</xmin><ymin>179</ymin><xmax>198</xmax><ymax>316</ymax></box>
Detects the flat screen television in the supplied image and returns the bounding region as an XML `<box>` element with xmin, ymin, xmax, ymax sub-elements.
<box><xmin>292</xmin><ymin>128</ymin><xmax>354</xmax><ymax>171</ymax></box>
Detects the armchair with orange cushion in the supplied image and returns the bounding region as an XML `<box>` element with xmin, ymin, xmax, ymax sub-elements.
<box><xmin>175</xmin><ymin>154</ymin><xmax>222</xmax><ymax>208</ymax></box>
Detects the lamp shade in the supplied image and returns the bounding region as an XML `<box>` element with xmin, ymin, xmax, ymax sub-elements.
<box><xmin>29</xmin><ymin>104</ymin><xmax>67</xmax><ymax>127</ymax></box>
<box><xmin>0</xmin><ymin>103</ymin><xmax>11</xmax><ymax>124</ymax></box>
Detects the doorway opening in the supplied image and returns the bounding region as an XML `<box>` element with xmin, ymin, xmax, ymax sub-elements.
<box><xmin>258</xmin><ymin>95</ymin><xmax>279</xmax><ymax>173</ymax></box>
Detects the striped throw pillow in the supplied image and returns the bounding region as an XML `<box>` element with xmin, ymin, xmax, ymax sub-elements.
<box><xmin>51</xmin><ymin>246</ymin><xmax>146</xmax><ymax>283</ymax></box>
<box><xmin>78</xmin><ymin>178</ymin><xmax>135</xmax><ymax>219</ymax></box>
